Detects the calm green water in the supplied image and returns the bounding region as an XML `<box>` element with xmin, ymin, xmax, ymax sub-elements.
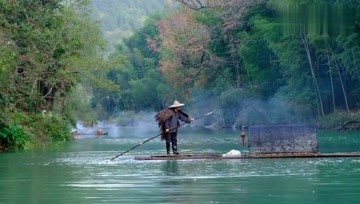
<box><xmin>1</xmin><ymin>127</ymin><xmax>360</xmax><ymax>204</ymax></box>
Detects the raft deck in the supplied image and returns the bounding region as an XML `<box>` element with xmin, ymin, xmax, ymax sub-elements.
<box><xmin>134</xmin><ymin>152</ymin><xmax>360</xmax><ymax>160</ymax></box>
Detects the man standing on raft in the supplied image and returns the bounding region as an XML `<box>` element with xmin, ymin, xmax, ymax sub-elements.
<box><xmin>155</xmin><ymin>100</ymin><xmax>194</xmax><ymax>155</ymax></box>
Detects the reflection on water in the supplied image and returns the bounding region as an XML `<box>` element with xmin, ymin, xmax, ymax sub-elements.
<box><xmin>0</xmin><ymin>128</ymin><xmax>360</xmax><ymax>203</ymax></box>
<box><xmin>162</xmin><ymin>161</ymin><xmax>180</xmax><ymax>176</ymax></box>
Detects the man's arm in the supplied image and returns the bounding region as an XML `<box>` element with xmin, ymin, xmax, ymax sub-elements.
<box><xmin>179</xmin><ymin>111</ymin><xmax>193</xmax><ymax>123</ymax></box>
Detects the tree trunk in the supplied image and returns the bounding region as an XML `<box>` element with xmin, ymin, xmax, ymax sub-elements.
<box><xmin>325</xmin><ymin>43</ymin><xmax>350</xmax><ymax>113</ymax></box>
<box><xmin>229</xmin><ymin>36</ymin><xmax>241</xmax><ymax>88</ymax></box>
<box><xmin>301</xmin><ymin>34</ymin><xmax>324</xmax><ymax>116</ymax></box>
<box><xmin>327</xmin><ymin>52</ymin><xmax>336</xmax><ymax>113</ymax></box>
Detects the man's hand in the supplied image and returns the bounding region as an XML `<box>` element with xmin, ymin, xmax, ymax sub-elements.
<box><xmin>190</xmin><ymin>118</ymin><xmax>195</xmax><ymax>122</ymax></box>
<box><xmin>165</xmin><ymin>129</ymin><xmax>169</xmax><ymax>132</ymax></box>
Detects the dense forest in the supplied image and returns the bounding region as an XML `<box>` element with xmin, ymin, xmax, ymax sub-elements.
<box><xmin>1</xmin><ymin>0</ymin><xmax>360</xmax><ymax>150</ymax></box>
<box><xmin>0</xmin><ymin>0</ymin><xmax>109</xmax><ymax>150</ymax></box>
<box><xmin>93</xmin><ymin>0</ymin><xmax>360</xmax><ymax>126</ymax></box>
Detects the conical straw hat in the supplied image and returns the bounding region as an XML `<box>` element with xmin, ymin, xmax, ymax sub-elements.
<box><xmin>169</xmin><ymin>100</ymin><xmax>185</xmax><ymax>108</ymax></box>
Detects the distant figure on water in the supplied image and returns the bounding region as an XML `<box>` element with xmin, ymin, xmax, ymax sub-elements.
<box><xmin>155</xmin><ymin>100</ymin><xmax>194</xmax><ymax>155</ymax></box>
<box><xmin>241</xmin><ymin>127</ymin><xmax>246</xmax><ymax>146</ymax></box>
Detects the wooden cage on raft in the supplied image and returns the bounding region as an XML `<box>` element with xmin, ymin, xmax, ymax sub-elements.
<box><xmin>248</xmin><ymin>124</ymin><xmax>318</xmax><ymax>156</ymax></box>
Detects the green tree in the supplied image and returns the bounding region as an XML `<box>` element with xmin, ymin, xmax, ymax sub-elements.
<box><xmin>90</xmin><ymin>14</ymin><xmax>169</xmax><ymax>116</ymax></box>
<box><xmin>0</xmin><ymin>0</ymin><xmax>109</xmax><ymax>149</ymax></box>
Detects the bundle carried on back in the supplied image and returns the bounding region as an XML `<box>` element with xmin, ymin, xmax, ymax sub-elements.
<box><xmin>154</xmin><ymin>109</ymin><xmax>173</xmax><ymax>140</ymax></box>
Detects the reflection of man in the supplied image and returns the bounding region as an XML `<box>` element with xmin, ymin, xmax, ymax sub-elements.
<box><xmin>155</xmin><ymin>100</ymin><xmax>193</xmax><ymax>155</ymax></box>
<box><xmin>160</xmin><ymin>161</ymin><xmax>181</xmax><ymax>203</ymax></box>
<box><xmin>161</xmin><ymin>160</ymin><xmax>179</xmax><ymax>176</ymax></box>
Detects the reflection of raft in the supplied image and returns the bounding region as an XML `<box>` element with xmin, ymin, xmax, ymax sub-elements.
<box><xmin>134</xmin><ymin>152</ymin><xmax>360</xmax><ymax>161</ymax></box>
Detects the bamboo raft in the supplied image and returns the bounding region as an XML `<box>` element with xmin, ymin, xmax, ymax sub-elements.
<box><xmin>134</xmin><ymin>124</ymin><xmax>359</xmax><ymax>161</ymax></box>
<box><xmin>134</xmin><ymin>152</ymin><xmax>360</xmax><ymax>160</ymax></box>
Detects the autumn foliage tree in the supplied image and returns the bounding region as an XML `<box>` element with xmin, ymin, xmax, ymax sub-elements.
<box><xmin>155</xmin><ymin>0</ymin><xmax>360</xmax><ymax>126</ymax></box>
<box><xmin>157</xmin><ymin>8</ymin><xmax>212</xmax><ymax>93</ymax></box>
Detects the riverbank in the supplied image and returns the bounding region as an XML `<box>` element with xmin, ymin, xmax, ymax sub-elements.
<box><xmin>317</xmin><ymin>111</ymin><xmax>360</xmax><ymax>131</ymax></box>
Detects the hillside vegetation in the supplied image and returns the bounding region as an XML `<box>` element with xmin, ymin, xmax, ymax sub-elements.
<box><xmin>1</xmin><ymin>0</ymin><xmax>360</xmax><ymax>151</ymax></box>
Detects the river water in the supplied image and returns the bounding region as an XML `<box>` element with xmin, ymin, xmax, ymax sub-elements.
<box><xmin>1</xmin><ymin>127</ymin><xmax>360</xmax><ymax>204</ymax></box>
